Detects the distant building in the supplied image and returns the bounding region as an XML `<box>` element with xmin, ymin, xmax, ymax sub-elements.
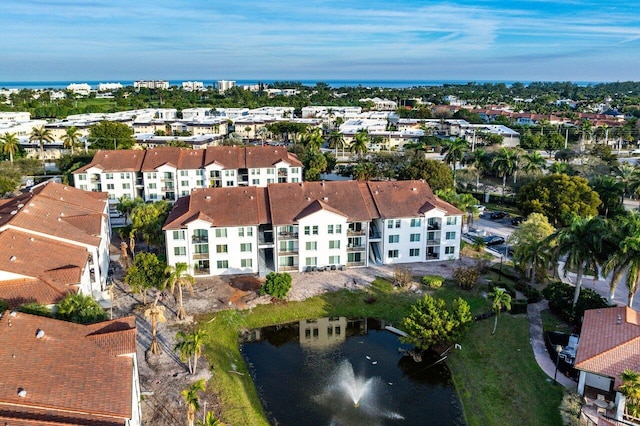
<box><xmin>98</xmin><ymin>82</ymin><xmax>123</xmax><ymax>91</ymax></box>
<box><xmin>181</xmin><ymin>81</ymin><xmax>205</xmax><ymax>92</ymax></box>
<box><xmin>217</xmin><ymin>80</ymin><xmax>236</xmax><ymax>93</ymax></box>
<box><xmin>66</xmin><ymin>83</ymin><xmax>92</xmax><ymax>96</ymax></box>
<box><xmin>134</xmin><ymin>80</ymin><xmax>170</xmax><ymax>90</ymax></box>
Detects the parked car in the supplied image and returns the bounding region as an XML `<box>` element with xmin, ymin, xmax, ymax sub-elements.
<box><xmin>511</xmin><ymin>217</ymin><xmax>524</xmax><ymax>226</ymax></box>
<box><xmin>471</xmin><ymin>204</ymin><xmax>486</xmax><ymax>213</ymax></box>
<box><xmin>483</xmin><ymin>235</ymin><xmax>506</xmax><ymax>246</ymax></box>
<box><xmin>490</xmin><ymin>211</ymin><xmax>508</xmax><ymax>220</ymax></box>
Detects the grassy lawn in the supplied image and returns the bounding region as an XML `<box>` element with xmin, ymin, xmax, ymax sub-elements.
<box><xmin>541</xmin><ymin>309</ymin><xmax>573</xmax><ymax>334</ymax></box>
<box><xmin>448</xmin><ymin>316</ymin><xmax>564</xmax><ymax>426</ymax></box>
<box><xmin>198</xmin><ymin>279</ymin><xmax>562</xmax><ymax>425</ymax></box>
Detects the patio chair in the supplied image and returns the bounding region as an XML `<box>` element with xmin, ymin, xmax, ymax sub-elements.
<box><xmin>583</xmin><ymin>396</ymin><xmax>592</xmax><ymax>407</ymax></box>
<box><xmin>597</xmin><ymin>394</ymin><xmax>605</xmax><ymax>402</ymax></box>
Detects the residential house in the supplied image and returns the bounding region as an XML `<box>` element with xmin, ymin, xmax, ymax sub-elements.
<box><xmin>575</xmin><ymin>306</ymin><xmax>640</xmax><ymax>421</ymax></box>
<box><xmin>0</xmin><ymin>311</ymin><xmax>141</xmax><ymax>425</ymax></box>
<box><xmin>0</xmin><ymin>181</ymin><xmax>111</xmax><ymax>307</ymax></box>
<box><xmin>73</xmin><ymin>146</ymin><xmax>303</xmax><ymax>206</ymax></box>
<box><xmin>163</xmin><ymin>180</ymin><xmax>463</xmax><ymax>277</ymax></box>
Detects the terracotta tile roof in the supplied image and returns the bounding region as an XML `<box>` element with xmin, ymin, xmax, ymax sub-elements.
<box><xmin>140</xmin><ymin>146</ymin><xmax>182</xmax><ymax>171</ymax></box>
<box><xmin>367</xmin><ymin>181</ymin><xmax>463</xmax><ymax>218</ymax></box>
<box><xmin>574</xmin><ymin>306</ymin><xmax>640</xmax><ymax>389</ymax></box>
<box><xmin>243</xmin><ymin>146</ymin><xmax>303</xmax><ymax>168</ymax></box>
<box><xmin>0</xmin><ymin>312</ymin><xmax>136</xmax><ymax>424</ymax></box>
<box><xmin>163</xmin><ymin>180</ymin><xmax>461</xmax><ymax>229</ymax></box>
<box><xmin>0</xmin><ymin>278</ymin><xmax>73</xmax><ymax>308</ymax></box>
<box><xmin>0</xmin><ymin>408</ymin><xmax>125</xmax><ymax>426</ymax></box>
<box><xmin>74</xmin><ymin>149</ymin><xmax>145</xmax><ymax>173</ymax></box>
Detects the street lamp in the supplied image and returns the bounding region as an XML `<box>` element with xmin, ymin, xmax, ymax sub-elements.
<box><xmin>498</xmin><ymin>254</ymin><xmax>504</xmax><ymax>282</ymax></box>
<box><xmin>554</xmin><ymin>344</ymin><xmax>563</xmax><ymax>384</ymax></box>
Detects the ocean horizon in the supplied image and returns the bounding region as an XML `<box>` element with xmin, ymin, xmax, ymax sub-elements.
<box><xmin>0</xmin><ymin>79</ymin><xmax>604</xmax><ymax>90</ymax></box>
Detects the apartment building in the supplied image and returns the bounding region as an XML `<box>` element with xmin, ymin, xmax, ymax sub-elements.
<box><xmin>134</xmin><ymin>80</ymin><xmax>170</xmax><ymax>90</ymax></box>
<box><xmin>163</xmin><ymin>180</ymin><xmax>462</xmax><ymax>277</ymax></box>
<box><xmin>73</xmin><ymin>146</ymin><xmax>303</xmax><ymax>205</ymax></box>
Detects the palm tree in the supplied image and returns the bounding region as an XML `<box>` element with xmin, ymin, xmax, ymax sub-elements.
<box><xmin>580</xmin><ymin>120</ymin><xmax>594</xmax><ymax>146</ymax></box>
<box><xmin>350</xmin><ymin>129</ymin><xmax>369</xmax><ymax>158</ymax></box>
<box><xmin>440</xmin><ymin>138</ymin><xmax>468</xmax><ymax>181</ymax></box>
<box><xmin>304</xmin><ymin>127</ymin><xmax>324</xmax><ymax>151</ymax></box>
<box><xmin>30</xmin><ymin>126</ymin><xmax>54</xmax><ymax>171</ymax></box>
<box><xmin>602</xmin><ymin>212</ymin><xmax>640</xmax><ymax>306</ymax></box>
<box><xmin>62</xmin><ymin>126</ymin><xmax>81</xmax><ymax>154</ymax></box>
<box><xmin>620</xmin><ymin>370</ymin><xmax>640</xmax><ymax>418</ymax></box>
<box><xmin>144</xmin><ymin>298</ymin><xmax>167</xmax><ymax>355</ymax></box>
<box><xmin>352</xmin><ymin>161</ymin><xmax>376</xmax><ymax>181</ymax></box>
<box><xmin>521</xmin><ymin>151</ymin><xmax>546</xmax><ymax>175</ymax></box>
<box><xmin>550</xmin><ymin>215</ymin><xmax>607</xmax><ymax>308</ymax></box>
<box><xmin>198</xmin><ymin>412</ymin><xmax>226</xmax><ymax>426</ymax></box>
<box><xmin>464</xmin><ymin>148</ymin><xmax>488</xmax><ymax>191</ymax></box>
<box><xmin>614</xmin><ymin>163</ymin><xmax>640</xmax><ymax>202</ymax></box>
<box><xmin>1</xmin><ymin>132</ymin><xmax>19</xmax><ymax>164</ymax></box>
<box><xmin>327</xmin><ymin>130</ymin><xmax>345</xmax><ymax>157</ymax></box>
<box><xmin>519</xmin><ymin>239</ymin><xmax>553</xmax><ymax>286</ymax></box>
<box><xmin>165</xmin><ymin>262</ymin><xmax>196</xmax><ymax>320</ymax></box>
<box><xmin>175</xmin><ymin>331</ymin><xmax>196</xmax><ymax>374</ymax></box>
<box><xmin>182</xmin><ymin>379</ymin><xmax>206</xmax><ymax>426</ymax></box>
<box><xmin>489</xmin><ymin>287</ymin><xmax>511</xmax><ymax>335</ymax></box>
<box><xmin>548</xmin><ymin>161</ymin><xmax>569</xmax><ymax>174</ymax></box>
<box><xmin>492</xmin><ymin>148</ymin><xmax>519</xmax><ymax>198</ymax></box>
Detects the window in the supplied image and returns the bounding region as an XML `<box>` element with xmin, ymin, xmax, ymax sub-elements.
<box><xmin>217</xmin><ymin>260</ymin><xmax>229</xmax><ymax>269</ymax></box>
<box><xmin>305</xmin><ymin>241</ymin><xmax>317</xmax><ymax>251</ymax></box>
<box><xmin>241</xmin><ymin>258</ymin><xmax>253</xmax><ymax>268</ymax></box>
<box><xmin>329</xmin><ymin>240</ymin><xmax>340</xmax><ymax>249</ymax></box>
<box><xmin>388</xmin><ymin>235</ymin><xmax>399</xmax><ymax>243</ymax></box>
<box><xmin>410</xmin><ymin>248</ymin><xmax>420</xmax><ymax>257</ymax></box>
<box><xmin>336</xmin><ymin>224</ymin><xmax>342</xmax><ymax>234</ymax></box>
<box><xmin>163</xmin><ymin>172</ymin><xmax>172</xmax><ymax>179</ymax></box>
<box><xmin>395</xmin><ymin>220</ymin><xmax>401</xmax><ymax>228</ymax></box>
<box><xmin>388</xmin><ymin>250</ymin><xmax>399</xmax><ymax>258</ymax></box>
<box><xmin>181</xmin><ymin>180</ymin><xmax>188</xmax><ymax>187</ymax></box>
<box><xmin>80</xmin><ymin>185</ymin><xmax>88</xmax><ymax>190</ymax></box>
<box><xmin>238</xmin><ymin>228</ymin><xmax>244</xmax><ymax>237</ymax></box>
<box><xmin>78</xmin><ymin>174</ymin><xmax>86</xmax><ymax>181</ymax></box>
<box><xmin>173</xmin><ymin>230</ymin><xmax>185</xmax><ymax>240</ymax></box>
<box><xmin>216</xmin><ymin>244</ymin><xmax>228</xmax><ymax>254</ymax></box>
<box><xmin>267</xmin><ymin>169</ymin><xmax>274</xmax><ymax>175</ymax></box>
<box><xmin>105</xmin><ymin>173</ymin><xmax>113</xmax><ymax>180</ymax></box>
<box><xmin>181</xmin><ymin>170</ymin><xmax>188</xmax><ymax>176</ymax></box>
<box><xmin>312</xmin><ymin>226</ymin><xmax>318</xmax><ymax>235</ymax></box>
<box><xmin>446</xmin><ymin>231</ymin><xmax>456</xmax><ymax>240</ymax></box>
<box><xmin>106</xmin><ymin>184</ymin><xmax>115</xmax><ymax>190</ymax></box>
<box><xmin>180</xmin><ymin>190</ymin><xmax>188</xmax><ymax>196</ymax></box>
<box><xmin>122</xmin><ymin>183</ymin><xmax>130</xmax><ymax>189</ymax></box>
<box><xmin>147</xmin><ymin>172</ymin><xmax>157</xmax><ymax>179</ymax></box>
<box><xmin>291</xmin><ymin>167</ymin><xmax>299</xmax><ymax>174</ymax></box>
<box><xmin>196</xmin><ymin>180</ymin><xmax>204</xmax><ymax>186</ymax></box>
<box><xmin>196</xmin><ymin>169</ymin><xmax>204</xmax><ymax>176</ymax></box>
<box><xmin>411</xmin><ymin>218</ymin><xmax>421</xmax><ymax>227</ymax></box>
<box><xmin>240</xmin><ymin>243</ymin><xmax>252</xmax><ymax>252</ymax></box>
<box><xmin>149</xmin><ymin>183</ymin><xmax>157</xmax><ymax>189</ymax></box>
<box><xmin>215</xmin><ymin>229</ymin><xmax>227</xmax><ymax>238</ymax></box>
<box><xmin>410</xmin><ymin>233</ymin><xmax>420</xmax><ymax>242</ymax></box>
<box><xmin>226</xmin><ymin>181</ymin><xmax>234</xmax><ymax>186</ymax></box>
<box><xmin>305</xmin><ymin>257</ymin><xmax>317</xmax><ymax>266</ymax></box>
<box><xmin>194</xmin><ymin>244</ymin><xmax>208</xmax><ymax>255</ymax></box>
<box><xmin>291</xmin><ymin>178</ymin><xmax>299</xmax><ymax>183</ymax></box>
<box><xmin>447</xmin><ymin>217</ymin><xmax>457</xmax><ymax>225</ymax></box>
<box><xmin>174</xmin><ymin>247</ymin><xmax>186</xmax><ymax>256</ymax></box>
<box><xmin>246</xmin><ymin>227</ymin><xmax>253</xmax><ymax>237</ymax></box>
<box><xmin>445</xmin><ymin>246</ymin><xmax>455</xmax><ymax>255</ymax></box>
<box><xmin>387</xmin><ymin>220</ymin><xmax>393</xmax><ymax>229</ymax></box>
<box><xmin>328</xmin><ymin>225</ymin><xmax>334</xmax><ymax>234</ymax></box>
<box><xmin>252</xmin><ymin>179</ymin><xmax>259</xmax><ymax>185</ymax></box>
<box><xmin>329</xmin><ymin>255</ymin><xmax>340</xmax><ymax>264</ymax></box>
<box><xmin>107</xmin><ymin>193</ymin><xmax>115</xmax><ymax>199</ymax></box>
<box><xmin>304</xmin><ymin>226</ymin><xmax>310</xmax><ymax>235</ymax></box>
<box><xmin>149</xmin><ymin>193</ymin><xmax>158</xmax><ymax>200</ymax></box>
<box><xmin>267</xmin><ymin>178</ymin><xmax>275</xmax><ymax>184</ymax></box>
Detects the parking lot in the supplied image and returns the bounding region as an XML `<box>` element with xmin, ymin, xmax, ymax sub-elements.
<box><xmin>464</xmin><ymin>210</ymin><xmax>519</xmax><ymax>259</ymax></box>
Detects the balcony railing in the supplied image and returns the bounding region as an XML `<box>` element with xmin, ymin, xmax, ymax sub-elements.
<box><xmin>161</xmin><ymin>176</ymin><xmax>173</xmax><ymax>181</ymax></box>
<box><xmin>193</xmin><ymin>253</ymin><xmax>209</xmax><ymax>259</ymax></box>
<box><xmin>279</xmin><ymin>265</ymin><xmax>299</xmax><ymax>272</ymax></box>
<box><xmin>278</xmin><ymin>249</ymin><xmax>298</xmax><ymax>255</ymax></box>
<box><xmin>426</xmin><ymin>252</ymin><xmax>440</xmax><ymax>259</ymax></box>
<box><xmin>347</xmin><ymin>261</ymin><xmax>366</xmax><ymax>267</ymax></box>
<box><xmin>193</xmin><ymin>268</ymin><xmax>210</xmax><ymax>275</ymax></box>
<box><xmin>427</xmin><ymin>223</ymin><xmax>441</xmax><ymax>230</ymax></box>
<box><xmin>426</xmin><ymin>239</ymin><xmax>440</xmax><ymax>245</ymax></box>
<box><xmin>347</xmin><ymin>229</ymin><xmax>365</xmax><ymax>236</ymax></box>
<box><xmin>347</xmin><ymin>245</ymin><xmax>365</xmax><ymax>252</ymax></box>
<box><xmin>278</xmin><ymin>231</ymin><xmax>299</xmax><ymax>239</ymax></box>
<box><xmin>192</xmin><ymin>237</ymin><xmax>208</xmax><ymax>244</ymax></box>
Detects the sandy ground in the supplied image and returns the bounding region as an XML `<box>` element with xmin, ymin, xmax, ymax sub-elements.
<box><xmin>109</xmin><ymin>237</ymin><xmax>478</xmax><ymax>426</ymax></box>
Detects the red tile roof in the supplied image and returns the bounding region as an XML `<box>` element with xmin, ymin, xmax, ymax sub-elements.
<box><xmin>74</xmin><ymin>149</ymin><xmax>145</xmax><ymax>173</ymax></box>
<box><xmin>163</xmin><ymin>180</ymin><xmax>461</xmax><ymax>229</ymax></box>
<box><xmin>0</xmin><ymin>312</ymin><xmax>136</xmax><ymax>425</ymax></box>
<box><xmin>574</xmin><ymin>306</ymin><xmax>640</xmax><ymax>389</ymax></box>
<box><xmin>0</xmin><ymin>278</ymin><xmax>73</xmax><ymax>308</ymax></box>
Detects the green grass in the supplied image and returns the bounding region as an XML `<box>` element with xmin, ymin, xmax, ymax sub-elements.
<box><xmin>541</xmin><ymin>309</ymin><xmax>573</xmax><ymax>333</ymax></box>
<box><xmin>448</xmin><ymin>316</ymin><xmax>564</xmax><ymax>426</ymax></box>
<box><xmin>198</xmin><ymin>279</ymin><xmax>561</xmax><ymax>426</ymax></box>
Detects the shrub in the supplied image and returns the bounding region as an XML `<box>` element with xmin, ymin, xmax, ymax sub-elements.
<box><xmin>514</xmin><ymin>280</ymin><xmax>543</xmax><ymax>303</ymax></box>
<box><xmin>56</xmin><ymin>293</ymin><xmax>108</xmax><ymax>324</ymax></box>
<box><xmin>453</xmin><ymin>266</ymin><xmax>480</xmax><ymax>290</ymax></box>
<box><xmin>542</xmin><ymin>281</ymin><xmax>608</xmax><ymax>323</ymax></box>
<box><xmin>422</xmin><ymin>275</ymin><xmax>444</xmax><ymax>289</ymax></box>
<box><xmin>260</xmin><ymin>272</ymin><xmax>292</xmax><ymax>300</ymax></box>
<box><xmin>393</xmin><ymin>266</ymin><xmax>413</xmax><ymax>288</ymax></box>
<box><xmin>510</xmin><ymin>299</ymin><xmax>528</xmax><ymax>315</ymax></box>
<box><xmin>19</xmin><ymin>302</ymin><xmax>52</xmax><ymax>317</ymax></box>
<box><xmin>0</xmin><ymin>299</ymin><xmax>8</xmax><ymax>313</ymax></box>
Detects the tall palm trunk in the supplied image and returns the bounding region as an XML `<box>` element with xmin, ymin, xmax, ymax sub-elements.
<box><xmin>193</xmin><ymin>351</ymin><xmax>199</xmax><ymax>375</ymax></box>
<box><xmin>572</xmin><ymin>264</ymin><xmax>584</xmax><ymax>308</ymax></box>
<box><xmin>492</xmin><ymin>314</ymin><xmax>499</xmax><ymax>335</ymax></box>
<box><xmin>177</xmin><ymin>284</ymin><xmax>186</xmax><ymax>320</ymax></box>
<box><xmin>530</xmin><ymin>262</ymin><xmax>537</xmax><ymax>286</ymax></box>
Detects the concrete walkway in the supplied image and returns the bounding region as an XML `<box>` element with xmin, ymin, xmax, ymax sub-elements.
<box><xmin>527</xmin><ymin>299</ymin><xmax>577</xmax><ymax>390</ymax></box>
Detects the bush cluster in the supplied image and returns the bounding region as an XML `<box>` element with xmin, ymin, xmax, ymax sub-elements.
<box><xmin>453</xmin><ymin>266</ymin><xmax>480</xmax><ymax>290</ymax></box>
<box><xmin>260</xmin><ymin>272</ymin><xmax>292</xmax><ymax>300</ymax></box>
<box><xmin>422</xmin><ymin>275</ymin><xmax>444</xmax><ymax>289</ymax></box>
<box><xmin>542</xmin><ymin>281</ymin><xmax>609</xmax><ymax>323</ymax></box>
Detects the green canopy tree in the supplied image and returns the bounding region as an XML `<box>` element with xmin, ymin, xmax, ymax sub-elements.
<box><xmin>124</xmin><ymin>252</ymin><xmax>167</xmax><ymax>304</ymax></box>
<box><xmin>87</xmin><ymin>120</ymin><xmax>135</xmax><ymax>150</ymax></box>
<box><xmin>302</xmin><ymin>149</ymin><xmax>328</xmax><ymax>181</ymax></box>
<box><xmin>589</xmin><ymin>175</ymin><xmax>625</xmax><ymax>218</ymax></box>
<box><xmin>401</xmin><ymin>295</ymin><xmax>472</xmax><ymax>350</ymax></box>
<box><xmin>56</xmin><ymin>293</ymin><xmax>108</xmax><ymax>324</ymax></box>
<box><xmin>327</xmin><ymin>130</ymin><xmax>345</xmax><ymax>157</ymax></box>
<box><xmin>398</xmin><ymin>156</ymin><xmax>454</xmax><ymax>191</ymax></box>
<box><xmin>520</xmin><ymin>151</ymin><xmax>546</xmax><ymax>175</ymax></box>
<box><xmin>117</xmin><ymin>196</ymin><xmax>144</xmax><ymax>226</ymax></box>
<box><xmin>175</xmin><ymin>328</ymin><xmax>208</xmax><ymax>374</ymax></box>
<box><xmin>131</xmin><ymin>200</ymin><xmax>171</xmax><ymax>250</ymax></box>
<box><xmin>620</xmin><ymin>370</ymin><xmax>640</xmax><ymax>418</ymax></box>
<box><xmin>508</xmin><ymin>213</ymin><xmax>555</xmax><ymax>285</ymax></box>
<box><xmin>492</xmin><ymin>147</ymin><xmax>520</xmax><ymax>197</ymax></box>
<box><xmin>352</xmin><ymin>161</ymin><xmax>377</xmax><ymax>181</ymax></box>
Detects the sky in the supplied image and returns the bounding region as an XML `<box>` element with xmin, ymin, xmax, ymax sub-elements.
<box><xmin>1</xmin><ymin>0</ymin><xmax>640</xmax><ymax>83</ymax></box>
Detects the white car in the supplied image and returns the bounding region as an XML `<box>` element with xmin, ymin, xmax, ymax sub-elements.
<box><xmin>471</xmin><ymin>204</ymin><xmax>486</xmax><ymax>213</ymax></box>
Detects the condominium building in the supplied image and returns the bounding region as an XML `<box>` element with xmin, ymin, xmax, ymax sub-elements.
<box><xmin>163</xmin><ymin>180</ymin><xmax>463</xmax><ymax>277</ymax></box>
<box><xmin>217</xmin><ymin>80</ymin><xmax>236</xmax><ymax>93</ymax></box>
<box><xmin>73</xmin><ymin>146</ymin><xmax>303</xmax><ymax>206</ymax></box>
<box><xmin>181</xmin><ymin>81</ymin><xmax>205</xmax><ymax>91</ymax></box>
<box><xmin>134</xmin><ymin>80</ymin><xmax>170</xmax><ymax>90</ymax></box>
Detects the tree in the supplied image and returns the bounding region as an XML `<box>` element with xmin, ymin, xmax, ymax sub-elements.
<box><xmin>492</xmin><ymin>147</ymin><xmax>520</xmax><ymax>197</ymax></box>
<box><xmin>302</xmin><ymin>149</ymin><xmax>328</xmax><ymax>181</ymax></box>
<box><xmin>116</xmin><ymin>196</ymin><xmax>144</xmax><ymax>226</ymax></box>
<box><xmin>124</xmin><ymin>252</ymin><xmax>167</xmax><ymax>304</ymax></box>
<box><xmin>401</xmin><ymin>295</ymin><xmax>472</xmax><ymax>350</ymax></box>
<box><xmin>620</xmin><ymin>370</ymin><xmax>640</xmax><ymax>418</ymax></box>
<box><xmin>198</xmin><ymin>412</ymin><xmax>227</xmax><ymax>426</ymax></box>
<box><xmin>351</xmin><ymin>161</ymin><xmax>376</xmax><ymax>181</ymax></box>
<box><xmin>165</xmin><ymin>262</ymin><xmax>196</xmax><ymax>320</ymax></box>
<box><xmin>56</xmin><ymin>292</ymin><xmax>108</xmax><ymax>324</ymax></box>
<box><xmin>440</xmin><ymin>138</ymin><xmax>468</xmax><ymax>180</ymax></box>
<box><xmin>464</xmin><ymin>148</ymin><xmax>489</xmax><ymax>191</ymax></box>
<box><xmin>87</xmin><ymin>120</ymin><xmax>135</xmax><ymax>150</ymax></box>
<box><xmin>29</xmin><ymin>125</ymin><xmax>54</xmax><ymax>171</ymax></box>
<box><xmin>144</xmin><ymin>298</ymin><xmax>167</xmax><ymax>355</ymax></box>
<box><xmin>550</xmin><ymin>215</ymin><xmax>607</xmax><ymax>308</ymax></box>
<box><xmin>516</xmin><ymin>174</ymin><xmax>601</xmax><ymax>227</ymax></box>
<box><xmin>1</xmin><ymin>132</ymin><xmax>19</xmax><ymax>164</ymax></box>
<box><xmin>62</xmin><ymin>126</ymin><xmax>82</xmax><ymax>154</ymax></box>
<box><xmin>602</xmin><ymin>212</ymin><xmax>640</xmax><ymax>306</ymax></box>
<box><xmin>131</xmin><ymin>201</ymin><xmax>171</xmax><ymax>250</ymax></box>
<box><xmin>175</xmin><ymin>328</ymin><xmax>208</xmax><ymax>375</ymax></box>
<box><xmin>327</xmin><ymin>130</ymin><xmax>345</xmax><ymax>157</ymax></box>
<box><xmin>489</xmin><ymin>287</ymin><xmax>512</xmax><ymax>335</ymax></box>
<box><xmin>520</xmin><ymin>151</ymin><xmax>546</xmax><ymax>175</ymax></box>
<box><xmin>350</xmin><ymin>129</ymin><xmax>369</xmax><ymax>158</ymax></box>
<box><xmin>398</xmin><ymin>156</ymin><xmax>454</xmax><ymax>191</ymax></box>
<box><xmin>183</xmin><ymin>379</ymin><xmax>206</xmax><ymax>426</ymax></box>
<box><xmin>589</xmin><ymin>175</ymin><xmax>624</xmax><ymax>218</ymax></box>
<box><xmin>260</xmin><ymin>272</ymin><xmax>292</xmax><ymax>300</ymax></box>
<box><xmin>435</xmin><ymin>189</ymin><xmax>479</xmax><ymax>226</ymax></box>
<box><xmin>508</xmin><ymin>213</ymin><xmax>555</xmax><ymax>285</ymax></box>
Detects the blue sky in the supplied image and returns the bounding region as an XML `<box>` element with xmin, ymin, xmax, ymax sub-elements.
<box><xmin>2</xmin><ymin>0</ymin><xmax>639</xmax><ymax>82</ymax></box>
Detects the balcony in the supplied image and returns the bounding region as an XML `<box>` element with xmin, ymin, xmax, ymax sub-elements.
<box><xmin>193</xmin><ymin>253</ymin><xmax>209</xmax><ymax>260</ymax></box>
<box><xmin>91</xmin><ymin>175</ymin><xmax>100</xmax><ymax>182</ymax></box>
<box><xmin>347</xmin><ymin>261</ymin><xmax>366</xmax><ymax>267</ymax></box>
<box><xmin>278</xmin><ymin>249</ymin><xmax>299</xmax><ymax>255</ymax></box>
<box><xmin>161</xmin><ymin>176</ymin><xmax>173</xmax><ymax>182</ymax></box>
<box><xmin>279</xmin><ymin>265</ymin><xmax>299</xmax><ymax>272</ymax></box>
<box><xmin>161</xmin><ymin>186</ymin><xmax>174</xmax><ymax>191</ymax></box>
<box><xmin>194</xmin><ymin>267</ymin><xmax>209</xmax><ymax>276</ymax></box>
<box><xmin>192</xmin><ymin>236</ymin><xmax>208</xmax><ymax>244</ymax></box>
<box><xmin>426</xmin><ymin>239</ymin><xmax>440</xmax><ymax>245</ymax></box>
<box><xmin>426</xmin><ymin>252</ymin><xmax>440</xmax><ymax>259</ymax></box>
<box><xmin>278</xmin><ymin>231</ymin><xmax>299</xmax><ymax>239</ymax></box>
<box><xmin>347</xmin><ymin>245</ymin><xmax>365</xmax><ymax>252</ymax></box>
<box><xmin>427</xmin><ymin>223</ymin><xmax>441</xmax><ymax>230</ymax></box>
<box><xmin>347</xmin><ymin>229</ymin><xmax>365</xmax><ymax>236</ymax></box>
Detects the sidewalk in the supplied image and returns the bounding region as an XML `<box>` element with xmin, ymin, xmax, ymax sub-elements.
<box><xmin>527</xmin><ymin>299</ymin><xmax>577</xmax><ymax>390</ymax></box>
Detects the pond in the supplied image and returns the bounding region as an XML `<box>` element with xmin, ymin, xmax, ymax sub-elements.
<box><xmin>240</xmin><ymin>317</ymin><xmax>465</xmax><ymax>426</ymax></box>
